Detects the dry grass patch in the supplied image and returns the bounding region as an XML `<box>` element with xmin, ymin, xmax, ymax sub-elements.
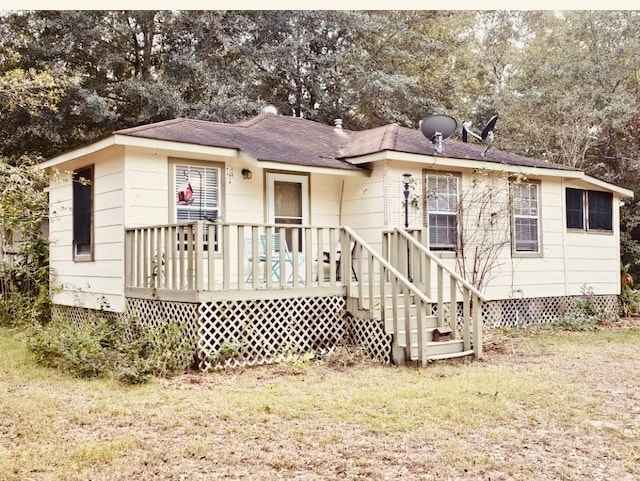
<box><xmin>1</xmin><ymin>326</ymin><xmax>639</xmax><ymax>480</ymax></box>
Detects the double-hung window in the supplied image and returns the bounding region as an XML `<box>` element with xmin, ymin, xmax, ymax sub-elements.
<box><xmin>425</xmin><ymin>173</ymin><xmax>459</xmax><ymax>251</ymax></box>
<box><xmin>566</xmin><ymin>188</ymin><xmax>612</xmax><ymax>232</ymax></box>
<box><xmin>72</xmin><ymin>165</ymin><xmax>94</xmax><ymax>260</ymax></box>
<box><xmin>174</xmin><ymin>163</ymin><xmax>222</xmax><ymax>252</ymax></box>
<box><xmin>512</xmin><ymin>182</ymin><xmax>540</xmax><ymax>253</ymax></box>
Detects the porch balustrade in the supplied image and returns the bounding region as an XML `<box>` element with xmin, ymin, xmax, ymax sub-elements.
<box><xmin>124</xmin><ymin>221</ymin><xmax>349</xmax><ymax>298</ymax></box>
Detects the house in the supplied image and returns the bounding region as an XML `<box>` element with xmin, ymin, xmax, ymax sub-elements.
<box><xmin>39</xmin><ymin>111</ymin><xmax>633</xmax><ymax>369</ymax></box>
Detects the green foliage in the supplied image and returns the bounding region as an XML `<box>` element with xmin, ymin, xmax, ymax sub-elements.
<box><xmin>204</xmin><ymin>339</ymin><xmax>246</xmax><ymax>367</ymax></box>
<box><xmin>0</xmin><ymin>161</ymin><xmax>50</xmax><ymax>327</ymax></box>
<box><xmin>619</xmin><ymin>262</ymin><xmax>639</xmax><ymax>317</ymax></box>
<box><xmin>27</xmin><ymin>314</ymin><xmax>193</xmax><ymax>384</ymax></box>
<box><xmin>550</xmin><ymin>286</ymin><xmax>610</xmax><ymax>332</ymax></box>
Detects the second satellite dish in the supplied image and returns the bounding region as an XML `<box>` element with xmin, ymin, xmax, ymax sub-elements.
<box><xmin>461</xmin><ymin>114</ymin><xmax>498</xmax><ymax>158</ymax></box>
<box><xmin>420</xmin><ymin>114</ymin><xmax>457</xmax><ymax>154</ymax></box>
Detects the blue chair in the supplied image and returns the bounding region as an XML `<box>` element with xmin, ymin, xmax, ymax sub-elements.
<box><xmin>260</xmin><ymin>233</ymin><xmax>304</xmax><ymax>283</ymax></box>
<box><xmin>244</xmin><ymin>237</ymin><xmax>268</xmax><ymax>283</ymax></box>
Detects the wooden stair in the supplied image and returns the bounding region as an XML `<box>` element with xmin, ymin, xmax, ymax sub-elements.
<box><xmin>347</xmin><ymin>292</ymin><xmax>474</xmax><ymax>365</ymax></box>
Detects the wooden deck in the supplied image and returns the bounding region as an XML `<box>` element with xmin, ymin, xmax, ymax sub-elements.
<box><xmin>124</xmin><ymin>222</ymin><xmax>485</xmax><ymax>364</ymax></box>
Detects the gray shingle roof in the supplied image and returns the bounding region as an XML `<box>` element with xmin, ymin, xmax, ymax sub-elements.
<box><xmin>116</xmin><ymin>114</ymin><xmax>577</xmax><ymax>173</ymax></box>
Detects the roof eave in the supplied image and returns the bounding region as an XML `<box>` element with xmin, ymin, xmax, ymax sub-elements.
<box><xmin>343</xmin><ymin>150</ymin><xmax>632</xmax><ymax>196</ymax></box>
<box><xmin>38</xmin><ymin>134</ymin><xmax>241</xmax><ymax>170</ymax></box>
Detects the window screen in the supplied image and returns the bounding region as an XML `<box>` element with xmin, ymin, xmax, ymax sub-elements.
<box><xmin>175</xmin><ymin>165</ymin><xmax>220</xmax><ymax>222</ymax></box>
<box><xmin>425</xmin><ymin>174</ymin><xmax>458</xmax><ymax>251</ymax></box>
<box><xmin>564</xmin><ymin>188</ymin><xmax>613</xmax><ymax>232</ymax></box>
<box><xmin>588</xmin><ymin>191</ymin><xmax>612</xmax><ymax>231</ymax></box>
<box><xmin>175</xmin><ymin>164</ymin><xmax>221</xmax><ymax>252</ymax></box>
<box><xmin>565</xmin><ymin>188</ymin><xmax>584</xmax><ymax>229</ymax></box>
<box><xmin>73</xmin><ymin>166</ymin><xmax>93</xmax><ymax>259</ymax></box>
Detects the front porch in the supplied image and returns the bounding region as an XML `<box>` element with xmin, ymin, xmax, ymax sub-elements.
<box><xmin>124</xmin><ymin>222</ymin><xmax>485</xmax><ymax>368</ymax></box>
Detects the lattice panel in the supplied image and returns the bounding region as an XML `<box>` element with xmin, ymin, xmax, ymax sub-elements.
<box><xmin>125</xmin><ymin>298</ymin><xmax>198</xmax><ymax>340</ymax></box>
<box><xmin>51</xmin><ymin>304</ymin><xmax>118</xmax><ymax>328</ymax></box>
<box><xmin>197</xmin><ymin>296</ymin><xmax>346</xmax><ymax>370</ymax></box>
<box><xmin>482</xmin><ymin>295</ymin><xmax>618</xmax><ymax>328</ymax></box>
<box><xmin>125</xmin><ymin>298</ymin><xmax>199</xmax><ymax>367</ymax></box>
<box><xmin>344</xmin><ymin>314</ymin><xmax>391</xmax><ymax>364</ymax></box>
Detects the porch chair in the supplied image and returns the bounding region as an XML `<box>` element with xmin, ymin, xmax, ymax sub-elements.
<box><xmin>244</xmin><ymin>237</ymin><xmax>268</xmax><ymax>283</ymax></box>
<box><xmin>259</xmin><ymin>233</ymin><xmax>305</xmax><ymax>283</ymax></box>
<box><xmin>321</xmin><ymin>242</ymin><xmax>358</xmax><ymax>282</ymax></box>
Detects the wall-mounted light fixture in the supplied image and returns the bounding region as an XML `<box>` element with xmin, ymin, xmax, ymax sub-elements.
<box><xmin>241</xmin><ymin>168</ymin><xmax>253</xmax><ymax>180</ymax></box>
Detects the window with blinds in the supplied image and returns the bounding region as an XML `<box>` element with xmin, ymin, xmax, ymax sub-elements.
<box><xmin>512</xmin><ymin>182</ymin><xmax>540</xmax><ymax>253</ymax></box>
<box><xmin>425</xmin><ymin>173</ymin><xmax>459</xmax><ymax>251</ymax></box>
<box><xmin>174</xmin><ymin>164</ymin><xmax>221</xmax><ymax>252</ymax></box>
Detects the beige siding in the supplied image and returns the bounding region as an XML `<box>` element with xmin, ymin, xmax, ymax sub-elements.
<box><xmin>124</xmin><ymin>146</ymin><xmax>170</xmax><ymax>226</ymax></box>
<box><xmin>371</xmin><ymin>161</ymin><xmax>623</xmax><ymax>301</ymax></box>
<box><xmin>341</xmin><ymin>166</ymin><xmax>385</xmax><ymax>247</ymax></box>
<box><xmin>309</xmin><ymin>174</ymin><xmax>342</xmax><ymax>225</ymax></box>
<box><xmin>48</xmin><ymin>146</ymin><xmax>126</xmax><ymax>311</ymax></box>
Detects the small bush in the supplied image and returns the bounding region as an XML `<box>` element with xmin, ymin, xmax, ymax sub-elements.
<box><xmin>28</xmin><ymin>314</ymin><xmax>193</xmax><ymax>384</ymax></box>
<box><xmin>550</xmin><ymin>295</ymin><xmax>603</xmax><ymax>332</ymax></box>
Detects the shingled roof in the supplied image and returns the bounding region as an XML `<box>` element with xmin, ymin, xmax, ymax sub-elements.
<box><xmin>116</xmin><ymin>114</ymin><xmax>576</xmax><ymax>172</ymax></box>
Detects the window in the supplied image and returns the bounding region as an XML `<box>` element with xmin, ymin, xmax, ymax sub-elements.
<box><xmin>512</xmin><ymin>182</ymin><xmax>540</xmax><ymax>253</ymax></box>
<box><xmin>565</xmin><ymin>188</ymin><xmax>612</xmax><ymax>232</ymax></box>
<box><xmin>174</xmin><ymin>163</ymin><xmax>222</xmax><ymax>251</ymax></box>
<box><xmin>425</xmin><ymin>173</ymin><xmax>458</xmax><ymax>251</ymax></box>
<box><xmin>73</xmin><ymin>165</ymin><xmax>94</xmax><ymax>260</ymax></box>
<box><xmin>566</xmin><ymin>188</ymin><xmax>584</xmax><ymax>229</ymax></box>
<box><xmin>588</xmin><ymin>191</ymin><xmax>613</xmax><ymax>231</ymax></box>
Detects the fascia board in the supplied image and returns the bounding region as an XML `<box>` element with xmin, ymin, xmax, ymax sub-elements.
<box><xmin>237</xmin><ymin>151</ymin><xmax>369</xmax><ymax>177</ymax></box>
<box><xmin>38</xmin><ymin>137</ymin><xmax>116</xmax><ymax>169</ymax></box>
<box><xmin>346</xmin><ymin>150</ymin><xmax>632</xmax><ymax>196</ymax></box>
<box><xmin>38</xmin><ymin>135</ymin><xmax>240</xmax><ymax>170</ymax></box>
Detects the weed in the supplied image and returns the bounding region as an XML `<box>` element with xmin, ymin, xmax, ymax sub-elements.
<box><xmin>324</xmin><ymin>342</ymin><xmax>371</xmax><ymax>370</ymax></box>
<box><xmin>27</xmin><ymin>313</ymin><xmax>193</xmax><ymax>384</ymax></box>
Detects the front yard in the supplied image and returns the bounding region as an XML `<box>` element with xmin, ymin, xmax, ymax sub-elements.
<box><xmin>1</xmin><ymin>324</ymin><xmax>639</xmax><ymax>480</ymax></box>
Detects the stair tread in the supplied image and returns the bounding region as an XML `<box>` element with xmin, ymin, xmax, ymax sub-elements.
<box><xmin>426</xmin><ymin>349</ymin><xmax>475</xmax><ymax>361</ymax></box>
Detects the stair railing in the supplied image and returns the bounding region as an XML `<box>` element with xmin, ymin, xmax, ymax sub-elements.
<box><xmin>384</xmin><ymin>228</ymin><xmax>485</xmax><ymax>360</ymax></box>
<box><xmin>342</xmin><ymin>226</ymin><xmax>438</xmax><ymax>364</ymax></box>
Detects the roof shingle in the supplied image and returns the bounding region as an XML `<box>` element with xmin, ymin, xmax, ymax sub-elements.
<box><xmin>116</xmin><ymin>114</ymin><xmax>576</xmax><ymax>173</ymax></box>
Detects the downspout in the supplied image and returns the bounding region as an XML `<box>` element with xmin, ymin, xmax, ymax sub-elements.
<box><xmin>339</xmin><ymin>179</ymin><xmax>345</xmax><ymax>226</ymax></box>
<box><xmin>561</xmin><ymin>178</ymin><xmax>569</xmax><ymax>296</ymax></box>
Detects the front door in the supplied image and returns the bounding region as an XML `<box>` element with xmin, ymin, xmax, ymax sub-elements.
<box><xmin>266</xmin><ymin>173</ymin><xmax>309</xmax><ymax>251</ymax></box>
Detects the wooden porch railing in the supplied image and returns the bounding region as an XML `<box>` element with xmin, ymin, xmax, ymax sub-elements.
<box><xmin>124</xmin><ymin>221</ymin><xmax>483</xmax><ymax>362</ymax></box>
<box><xmin>383</xmin><ymin>228</ymin><xmax>485</xmax><ymax>359</ymax></box>
<box><xmin>124</xmin><ymin>221</ymin><xmax>349</xmax><ymax>297</ymax></box>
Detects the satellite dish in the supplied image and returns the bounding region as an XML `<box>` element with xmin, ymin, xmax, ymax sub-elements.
<box><xmin>420</xmin><ymin>114</ymin><xmax>457</xmax><ymax>154</ymax></box>
<box><xmin>461</xmin><ymin>114</ymin><xmax>498</xmax><ymax>158</ymax></box>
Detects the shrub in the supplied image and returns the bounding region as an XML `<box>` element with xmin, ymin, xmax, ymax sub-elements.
<box><xmin>28</xmin><ymin>314</ymin><xmax>194</xmax><ymax>384</ymax></box>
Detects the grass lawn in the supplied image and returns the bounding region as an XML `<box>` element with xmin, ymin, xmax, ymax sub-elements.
<box><xmin>1</xmin><ymin>325</ymin><xmax>639</xmax><ymax>480</ymax></box>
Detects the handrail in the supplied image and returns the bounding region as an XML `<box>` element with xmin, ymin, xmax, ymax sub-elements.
<box><xmin>124</xmin><ymin>221</ymin><xmax>347</xmax><ymax>293</ymax></box>
<box><xmin>389</xmin><ymin>227</ymin><xmax>483</xmax><ymax>360</ymax></box>
<box><xmin>342</xmin><ymin>226</ymin><xmax>434</xmax><ymax>305</ymax></box>
<box><xmin>395</xmin><ymin>228</ymin><xmax>486</xmax><ymax>302</ymax></box>
<box><xmin>342</xmin><ymin>226</ymin><xmax>442</xmax><ymax>365</ymax></box>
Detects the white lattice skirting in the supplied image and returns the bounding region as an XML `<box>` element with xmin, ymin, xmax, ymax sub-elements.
<box><xmin>481</xmin><ymin>295</ymin><xmax>618</xmax><ymax>329</ymax></box>
<box><xmin>197</xmin><ymin>296</ymin><xmax>346</xmax><ymax>370</ymax></box>
<box><xmin>51</xmin><ymin>293</ymin><xmax>619</xmax><ymax>371</ymax></box>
